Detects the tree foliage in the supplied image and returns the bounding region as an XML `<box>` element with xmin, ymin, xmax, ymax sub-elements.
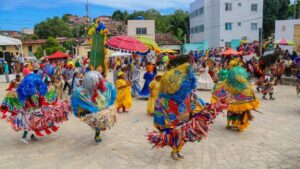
<box><xmin>263</xmin><ymin>0</ymin><xmax>291</xmax><ymax>37</ymax></box>
<box><xmin>112</xmin><ymin>10</ymin><xmax>128</xmax><ymax>22</ymax></box>
<box><xmin>112</xmin><ymin>9</ymin><xmax>189</xmax><ymax>42</ymax></box>
<box><xmin>288</xmin><ymin>0</ymin><xmax>300</xmax><ymax>19</ymax></box>
<box><xmin>34</xmin><ymin>37</ymin><xmax>66</xmax><ymax>58</ymax></box>
<box><xmin>34</xmin><ymin>17</ymin><xmax>73</xmax><ymax>39</ymax></box>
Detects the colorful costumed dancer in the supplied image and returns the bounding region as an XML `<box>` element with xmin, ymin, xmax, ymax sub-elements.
<box><xmin>139</xmin><ymin>64</ymin><xmax>156</xmax><ymax>98</ymax></box>
<box><xmin>147</xmin><ymin>74</ymin><xmax>162</xmax><ymax>115</ymax></box>
<box><xmin>131</xmin><ymin>62</ymin><xmax>142</xmax><ymax>97</ymax></box>
<box><xmin>115</xmin><ymin>72</ymin><xmax>132</xmax><ymax>112</ymax></box>
<box><xmin>147</xmin><ymin>55</ymin><xmax>226</xmax><ymax>160</ymax></box>
<box><xmin>211</xmin><ymin>69</ymin><xmax>229</xmax><ymax>105</ymax></box>
<box><xmin>224</xmin><ymin>66</ymin><xmax>260</xmax><ymax>131</ymax></box>
<box><xmin>0</xmin><ymin>74</ymin><xmax>70</xmax><ymax>144</ymax></box>
<box><xmin>260</xmin><ymin>70</ymin><xmax>276</xmax><ymax>100</ymax></box>
<box><xmin>71</xmin><ymin>71</ymin><xmax>117</xmax><ymax>143</ymax></box>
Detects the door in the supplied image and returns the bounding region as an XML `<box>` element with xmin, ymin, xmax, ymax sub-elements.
<box><xmin>293</xmin><ymin>24</ymin><xmax>300</xmax><ymax>53</ymax></box>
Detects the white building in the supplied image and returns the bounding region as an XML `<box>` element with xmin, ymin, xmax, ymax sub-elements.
<box><xmin>190</xmin><ymin>0</ymin><xmax>263</xmax><ymax>48</ymax></box>
<box><xmin>127</xmin><ymin>20</ymin><xmax>155</xmax><ymax>40</ymax></box>
<box><xmin>275</xmin><ymin>19</ymin><xmax>300</xmax><ymax>53</ymax></box>
<box><xmin>21</xmin><ymin>28</ymin><xmax>34</xmax><ymax>35</ymax></box>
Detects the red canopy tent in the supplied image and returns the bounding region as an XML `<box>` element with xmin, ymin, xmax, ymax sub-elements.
<box><xmin>221</xmin><ymin>48</ymin><xmax>242</xmax><ymax>57</ymax></box>
<box><xmin>47</xmin><ymin>51</ymin><xmax>69</xmax><ymax>60</ymax></box>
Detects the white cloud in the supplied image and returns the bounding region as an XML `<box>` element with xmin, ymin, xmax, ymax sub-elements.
<box><xmin>80</xmin><ymin>0</ymin><xmax>194</xmax><ymax>10</ymax></box>
<box><xmin>1</xmin><ymin>0</ymin><xmax>73</xmax><ymax>10</ymax></box>
<box><xmin>1</xmin><ymin>0</ymin><xmax>194</xmax><ymax>10</ymax></box>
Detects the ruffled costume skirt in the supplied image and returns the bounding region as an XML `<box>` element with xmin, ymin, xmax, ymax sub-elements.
<box><xmin>1</xmin><ymin>96</ymin><xmax>70</xmax><ymax>137</ymax></box>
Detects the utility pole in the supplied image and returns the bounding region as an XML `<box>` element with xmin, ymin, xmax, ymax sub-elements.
<box><xmin>259</xmin><ymin>27</ymin><xmax>263</xmax><ymax>57</ymax></box>
<box><xmin>86</xmin><ymin>0</ymin><xmax>89</xmax><ymax>25</ymax></box>
<box><xmin>294</xmin><ymin>1</ymin><xmax>297</xmax><ymax>19</ymax></box>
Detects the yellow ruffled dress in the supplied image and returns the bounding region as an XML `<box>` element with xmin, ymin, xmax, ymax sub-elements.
<box><xmin>147</xmin><ymin>79</ymin><xmax>160</xmax><ymax>115</ymax></box>
<box><xmin>225</xmin><ymin>84</ymin><xmax>260</xmax><ymax>130</ymax></box>
<box><xmin>115</xmin><ymin>79</ymin><xmax>132</xmax><ymax>109</ymax></box>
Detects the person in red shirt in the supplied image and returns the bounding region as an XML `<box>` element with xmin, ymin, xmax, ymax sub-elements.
<box><xmin>22</xmin><ymin>63</ymin><xmax>31</xmax><ymax>76</ymax></box>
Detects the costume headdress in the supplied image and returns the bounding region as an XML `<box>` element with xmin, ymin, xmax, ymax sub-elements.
<box><xmin>16</xmin><ymin>74</ymin><xmax>48</xmax><ymax>103</ymax></box>
<box><xmin>219</xmin><ymin>69</ymin><xmax>228</xmax><ymax>81</ymax></box>
<box><xmin>226</xmin><ymin>66</ymin><xmax>249</xmax><ymax>92</ymax></box>
<box><xmin>82</xmin><ymin>71</ymin><xmax>105</xmax><ymax>97</ymax></box>
<box><xmin>160</xmin><ymin>55</ymin><xmax>196</xmax><ymax>103</ymax></box>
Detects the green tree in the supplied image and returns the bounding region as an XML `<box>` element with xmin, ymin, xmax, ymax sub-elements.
<box><xmin>289</xmin><ymin>0</ymin><xmax>300</xmax><ymax>18</ymax></box>
<box><xmin>62</xmin><ymin>14</ymin><xmax>73</xmax><ymax>22</ymax></box>
<box><xmin>20</xmin><ymin>34</ymin><xmax>39</xmax><ymax>40</ymax></box>
<box><xmin>278</xmin><ymin>0</ymin><xmax>290</xmax><ymax>19</ymax></box>
<box><xmin>63</xmin><ymin>40</ymin><xmax>76</xmax><ymax>52</ymax></box>
<box><xmin>263</xmin><ymin>0</ymin><xmax>280</xmax><ymax>37</ymax></box>
<box><xmin>167</xmin><ymin>10</ymin><xmax>189</xmax><ymax>42</ymax></box>
<box><xmin>72</xmin><ymin>24</ymin><xmax>87</xmax><ymax>38</ymax></box>
<box><xmin>263</xmin><ymin>0</ymin><xmax>291</xmax><ymax>38</ymax></box>
<box><xmin>34</xmin><ymin>17</ymin><xmax>73</xmax><ymax>39</ymax></box>
<box><xmin>112</xmin><ymin>10</ymin><xmax>128</xmax><ymax>22</ymax></box>
<box><xmin>34</xmin><ymin>37</ymin><xmax>66</xmax><ymax>58</ymax></box>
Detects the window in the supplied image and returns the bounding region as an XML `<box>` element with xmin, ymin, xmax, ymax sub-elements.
<box><xmin>136</xmin><ymin>28</ymin><xmax>147</xmax><ymax>35</ymax></box>
<box><xmin>190</xmin><ymin>27</ymin><xmax>194</xmax><ymax>34</ymax></box>
<box><xmin>282</xmin><ymin>25</ymin><xmax>286</xmax><ymax>31</ymax></box>
<box><xmin>199</xmin><ymin>25</ymin><xmax>204</xmax><ymax>32</ymax></box>
<box><xmin>251</xmin><ymin>4</ymin><xmax>258</xmax><ymax>11</ymax></box>
<box><xmin>195</xmin><ymin>26</ymin><xmax>199</xmax><ymax>33</ymax></box>
<box><xmin>199</xmin><ymin>7</ymin><xmax>204</xmax><ymax>15</ymax></box>
<box><xmin>238</xmin><ymin>22</ymin><xmax>241</xmax><ymax>26</ymax></box>
<box><xmin>251</xmin><ymin>23</ymin><xmax>258</xmax><ymax>31</ymax></box>
<box><xmin>225</xmin><ymin>42</ymin><xmax>231</xmax><ymax>48</ymax></box>
<box><xmin>225</xmin><ymin>23</ymin><xmax>232</xmax><ymax>30</ymax></box>
<box><xmin>238</xmin><ymin>3</ymin><xmax>242</xmax><ymax>7</ymax></box>
<box><xmin>2</xmin><ymin>46</ymin><xmax>6</xmax><ymax>51</ymax></box>
<box><xmin>225</xmin><ymin>3</ymin><xmax>232</xmax><ymax>11</ymax></box>
<box><xmin>28</xmin><ymin>46</ymin><xmax>33</xmax><ymax>56</ymax></box>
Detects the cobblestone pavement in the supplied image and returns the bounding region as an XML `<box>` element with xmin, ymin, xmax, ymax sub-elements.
<box><xmin>0</xmin><ymin>79</ymin><xmax>299</xmax><ymax>169</ymax></box>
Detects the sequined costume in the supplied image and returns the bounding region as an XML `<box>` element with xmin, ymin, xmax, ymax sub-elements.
<box><xmin>71</xmin><ymin>71</ymin><xmax>117</xmax><ymax>143</ymax></box>
<box><xmin>147</xmin><ymin>56</ymin><xmax>226</xmax><ymax>160</ymax></box>
<box><xmin>0</xmin><ymin>74</ymin><xmax>70</xmax><ymax>137</ymax></box>
<box><xmin>212</xmin><ymin>66</ymin><xmax>260</xmax><ymax>131</ymax></box>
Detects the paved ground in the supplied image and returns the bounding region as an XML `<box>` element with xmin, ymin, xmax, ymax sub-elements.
<box><xmin>0</xmin><ymin>74</ymin><xmax>299</xmax><ymax>169</ymax></box>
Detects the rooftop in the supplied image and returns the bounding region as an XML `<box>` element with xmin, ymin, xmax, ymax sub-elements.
<box><xmin>155</xmin><ymin>33</ymin><xmax>182</xmax><ymax>46</ymax></box>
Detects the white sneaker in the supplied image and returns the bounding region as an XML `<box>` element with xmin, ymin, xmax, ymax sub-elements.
<box><xmin>20</xmin><ymin>138</ymin><xmax>29</xmax><ymax>144</ymax></box>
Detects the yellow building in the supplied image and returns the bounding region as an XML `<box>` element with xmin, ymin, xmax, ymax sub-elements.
<box><xmin>0</xmin><ymin>39</ymin><xmax>44</xmax><ymax>57</ymax></box>
<box><xmin>0</xmin><ymin>38</ymin><xmax>76</xmax><ymax>58</ymax></box>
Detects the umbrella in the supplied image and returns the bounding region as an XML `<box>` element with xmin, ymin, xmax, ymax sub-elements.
<box><xmin>221</xmin><ymin>48</ymin><xmax>242</xmax><ymax>57</ymax></box>
<box><xmin>161</xmin><ymin>49</ymin><xmax>177</xmax><ymax>53</ymax></box>
<box><xmin>274</xmin><ymin>38</ymin><xmax>294</xmax><ymax>45</ymax></box>
<box><xmin>106</xmin><ymin>36</ymin><xmax>149</xmax><ymax>55</ymax></box>
<box><xmin>136</xmin><ymin>36</ymin><xmax>161</xmax><ymax>53</ymax></box>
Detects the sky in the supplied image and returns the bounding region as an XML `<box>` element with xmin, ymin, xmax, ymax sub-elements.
<box><xmin>0</xmin><ymin>0</ymin><xmax>193</xmax><ymax>31</ymax></box>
